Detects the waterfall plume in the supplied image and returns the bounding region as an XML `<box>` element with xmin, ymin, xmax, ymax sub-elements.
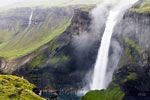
<box><xmin>90</xmin><ymin>0</ymin><xmax>139</xmax><ymax>90</ymax></box>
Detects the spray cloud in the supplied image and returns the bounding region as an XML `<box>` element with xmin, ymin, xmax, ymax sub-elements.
<box><xmin>91</xmin><ymin>0</ymin><xmax>139</xmax><ymax>90</ymax></box>
<box><xmin>75</xmin><ymin>0</ymin><xmax>139</xmax><ymax>95</ymax></box>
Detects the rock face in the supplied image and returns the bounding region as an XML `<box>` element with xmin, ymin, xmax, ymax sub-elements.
<box><xmin>1</xmin><ymin>1</ymin><xmax>150</xmax><ymax>97</ymax></box>
<box><xmin>8</xmin><ymin>7</ymin><xmax>100</xmax><ymax>90</ymax></box>
<box><xmin>0</xmin><ymin>54</ymin><xmax>34</xmax><ymax>74</ymax></box>
<box><xmin>82</xmin><ymin>1</ymin><xmax>150</xmax><ymax>100</ymax></box>
<box><xmin>111</xmin><ymin>1</ymin><xmax>150</xmax><ymax>99</ymax></box>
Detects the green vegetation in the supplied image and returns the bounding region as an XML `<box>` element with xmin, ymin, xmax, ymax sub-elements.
<box><xmin>0</xmin><ymin>9</ymin><xmax>72</xmax><ymax>60</ymax></box>
<box><xmin>125</xmin><ymin>38</ymin><xmax>143</xmax><ymax>56</ymax></box>
<box><xmin>28</xmin><ymin>37</ymin><xmax>60</xmax><ymax>68</ymax></box>
<box><xmin>82</xmin><ymin>73</ymin><xmax>125</xmax><ymax>100</ymax></box>
<box><xmin>48</xmin><ymin>57</ymin><xmax>60</xmax><ymax>64</ymax></box>
<box><xmin>140</xmin><ymin>1</ymin><xmax>150</xmax><ymax>8</ymax></box>
<box><xmin>29</xmin><ymin>54</ymin><xmax>48</xmax><ymax>68</ymax></box>
<box><xmin>81</xmin><ymin>87</ymin><xmax>124</xmax><ymax>100</ymax></box>
<box><xmin>48</xmin><ymin>54</ymin><xmax>68</xmax><ymax>65</ymax></box>
<box><xmin>130</xmin><ymin>1</ymin><xmax>150</xmax><ymax>14</ymax></box>
<box><xmin>123</xmin><ymin>73</ymin><xmax>137</xmax><ymax>83</ymax></box>
<box><xmin>119</xmin><ymin>38</ymin><xmax>143</xmax><ymax>66</ymax></box>
<box><xmin>124</xmin><ymin>38</ymin><xmax>143</xmax><ymax>55</ymax></box>
<box><xmin>0</xmin><ymin>75</ymin><xmax>45</xmax><ymax>100</ymax></box>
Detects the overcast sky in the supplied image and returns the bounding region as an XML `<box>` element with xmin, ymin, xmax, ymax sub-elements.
<box><xmin>0</xmin><ymin>0</ymin><xmax>102</xmax><ymax>8</ymax></box>
<box><xmin>0</xmin><ymin>0</ymin><xmax>38</xmax><ymax>7</ymax></box>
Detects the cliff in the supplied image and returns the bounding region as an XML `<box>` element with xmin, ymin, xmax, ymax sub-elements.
<box><xmin>13</xmin><ymin>7</ymin><xmax>100</xmax><ymax>90</ymax></box>
<box><xmin>82</xmin><ymin>1</ymin><xmax>150</xmax><ymax>100</ymax></box>
<box><xmin>0</xmin><ymin>5</ymin><xmax>100</xmax><ymax>91</ymax></box>
<box><xmin>1</xmin><ymin>1</ymin><xmax>150</xmax><ymax>98</ymax></box>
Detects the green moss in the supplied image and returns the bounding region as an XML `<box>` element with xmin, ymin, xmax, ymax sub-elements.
<box><xmin>0</xmin><ymin>75</ymin><xmax>45</xmax><ymax>100</ymax></box>
<box><xmin>130</xmin><ymin>1</ymin><xmax>150</xmax><ymax>14</ymax></box>
<box><xmin>48</xmin><ymin>57</ymin><xmax>60</xmax><ymax>64</ymax></box>
<box><xmin>124</xmin><ymin>38</ymin><xmax>143</xmax><ymax>54</ymax></box>
<box><xmin>81</xmin><ymin>87</ymin><xmax>124</xmax><ymax>100</ymax></box>
<box><xmin>122</xmin><ymin>38</ymin><xmax>143</xmax><ymax>64</ymax></box>
<box><xmin>29</xmin><ymin>38</ymin><xmax>60</xmax><ymax>68</ymax></box>
<box><xmin>123</xmin><ymin>73</ymin><xmax>137</xmax><ymax>83</ymax></box>
<box><xmin>70</xmin><ymin>27</ymin><xmax>73</xmax><ymax>33</ymax></box>
<box><xmin>48</xmin><ymin>54</ymin><xmax>68</xmax><ymax>65</ymax></box>
<box><xmin>140</xmin><ymin>1</ymin><xmax>150</xmax><ymax>8</ymax></box>
<box><xmin>61</xmin><ymin>54</ymin><xmax>68</xmax><ymax>61</ymax></box>
<box><xmin>124</xmin><ymin>47</ymin><xmax>132</xmax><ymax>61</ymax></box>
<box><xmin>119</xmin><ymin>38</ymin><xmax>144</xmax><ymax>68</ymax></box>
<box><xmin>29</xmin><ymin>55</ymin><xmax>47</xmax><ymax>68</ymax></box>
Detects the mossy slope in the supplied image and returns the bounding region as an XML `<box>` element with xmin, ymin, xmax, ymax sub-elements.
<box><xmin>0</xmin><ymin>75</ymin><xmax>45</xmax><ymax>100</ymax></box>
<box><xmin>130</xmin><ymin>1</ymin><xmax>150</xmax><ymax>14</ymax></box>
<box><xmin>81</xmin><ymin>87</ymin><xmax>124</xmax><ymax>100</ymax></box>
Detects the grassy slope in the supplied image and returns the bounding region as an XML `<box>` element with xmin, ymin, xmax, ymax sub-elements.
<box><xmin>0</xmin><ymin>0</ymin><xmax>101</xmax><ymax>59</ymax></box>
<box><xmin>0</xmin><ymin>8</ymin><xmax>72</xmax><ymax>59</ymax></box>
<box><xmin>0</xmin><ymin>75</ymin><xmax>45</xmax><ymax>100</ymax></box>
<box><xmin>130</xmin><ymin>1</ymin><xmax>150</xmax><ymax>13</ymax></box>
<box><xmin>0</xmin><ymin>20</ymin><xmax>71</xmax><ymax>59</ymax></box>
<box><xmin>81</xmin><ymin>87</ymin><xmax>124</xmax><ymax>100</ymax></box>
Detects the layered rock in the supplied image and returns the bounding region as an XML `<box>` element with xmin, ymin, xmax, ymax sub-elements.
<box><xmin>9</xmin><ymin>7</ymin><xmax>99</xmax><ymax>90</ymax></box>
<box><xmin>82</xmin><ymin>1</ymin><xmax>150</xmax><ymax>100</ymax></box>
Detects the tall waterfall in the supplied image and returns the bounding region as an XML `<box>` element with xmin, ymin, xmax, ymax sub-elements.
<box><xmin>90</xmin><ymin>0</ymin><xmax>139</xmax><ymax>90</ymax></box>
<box><xmin>28</xmin><ymin>11</ymin><xmax>33</xmax><ymax>27</ymax></box>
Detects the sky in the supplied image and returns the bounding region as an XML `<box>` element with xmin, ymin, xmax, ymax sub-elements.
<box><xmin>0</xmin><ymin>0</ymin><xmax>38</xmax><ymax>7</ymax></box>
<box><xmin>0</xmin><ymin>0</ymin><xmax>102</xmax><ymax>9</ymax></box>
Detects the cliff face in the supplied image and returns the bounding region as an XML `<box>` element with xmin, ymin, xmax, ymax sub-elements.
<box><xmin>10</xmin><ymin>7</ymin><xmax>100</xmax><ymax>90</ymax></box>
<box><xmin>82</xmin><ymin>1</ymin><xmax>150</xmax><ymax>100</ymax></box>
<box><xmin>111</xmin><ymin>2</ymin><xmax>150</xmax><ymax>99</ymax></box>
<box><xmin>0</xmin><ymin>7</ymin><xmax>74</xmax><ymax>74</ymax></box>
<box><xmin>1</xmin><ymin>1</ymin><xmax>150</xmax><ymax>97</ymax></box>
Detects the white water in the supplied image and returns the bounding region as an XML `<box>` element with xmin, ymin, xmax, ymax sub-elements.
<box><xmin>28</xmin><ymin>11</ymin><xmax>33</xmax><ymax>27</ymax></box>
<box><xmin>90</xmin><ymin>0</ymin><xmax>139</xmax><ymax>90</ymax></box>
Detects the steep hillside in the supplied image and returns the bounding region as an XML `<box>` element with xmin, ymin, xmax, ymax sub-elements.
<box><xmin>0</xmin><ymin>5</ymin><xmax>99</xmax><ymax>92</ymax></box>
<box><xmin>1</xmin><ymin>1</ymin><xmax>150</xmax><ymax>98</ymax></box>
<box><xmin>0</xmin><ymin>75</ymin><xmax>45</xmax><ymax>100</ymax></box>
<box><xmin>0</xmin><ymin>7</ymin><xmax>73</xmax><ymax>59</ymax></box>
<box><xmin>13</xmin><ymin>7</ymin><xmax>99</xmax><ymax>90</ymax></box>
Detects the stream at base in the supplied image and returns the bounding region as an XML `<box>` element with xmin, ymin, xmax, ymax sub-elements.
<box><xmin>41</xmin><ymin>91</ymin><xmax>81</xmax><ymax>100</ymax></box>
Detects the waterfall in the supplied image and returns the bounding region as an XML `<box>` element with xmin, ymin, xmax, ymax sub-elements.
<box><xmin>90</xmin><ymin>0</ymin><xmax>139</xmax><ymax>90</ymax></box>
<box><xmin>28</xmin><ymin>11</ymin><xmax>33</xmax><ymax>27</ymax></box>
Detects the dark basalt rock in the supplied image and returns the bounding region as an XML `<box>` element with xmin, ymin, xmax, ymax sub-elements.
<box><xmin>12</xmin><ymin>7</ymin><xmax>100</xmax><ymax>90</ymax></box>
<box><xmin>82</xmin><ymin>1</ymin><xmax>150</xmax><ymax>100</ymax></box>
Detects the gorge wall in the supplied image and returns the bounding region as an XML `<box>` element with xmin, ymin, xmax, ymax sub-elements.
<box><xmin>0</xmin><ymin>6</ymin><xmax>100</xmax><ymax>91</ymax></box>
<box><xmin>82</xmin><ymin>0</ymin><xmax>150</xmax><ymax>100</ymax></box>
<box><xmin>0</xmin><ymin>1</ymin><xmax>150</xmax><ymax>98</ymax></box>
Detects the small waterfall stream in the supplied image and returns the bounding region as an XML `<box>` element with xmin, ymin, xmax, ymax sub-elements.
<box><xmin>28</xmin><ymin>11</ymin><xmax>33</xmax><ymax>27</ymax></box>
<box><xmin>90</xmin><ymin>0</ymin><xmax>139</xmax><ymax>90</ymax></box>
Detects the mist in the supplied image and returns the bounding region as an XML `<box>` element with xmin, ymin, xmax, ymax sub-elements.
<box><xmin>74</xmin><ymin>0</ymin><xmax>139</xmax><ymax>95</ymax></box>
